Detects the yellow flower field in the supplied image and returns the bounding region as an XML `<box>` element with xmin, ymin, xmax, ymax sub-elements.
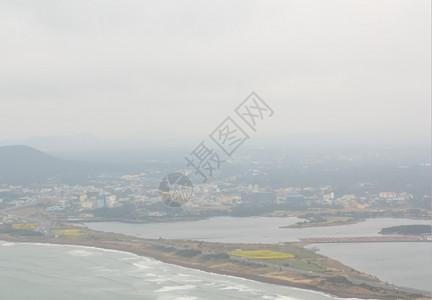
<box><xmin>12</xmin><ymin>223</ymin><xmax>37</xmax><ymax>230</ymax></box>
<box><xmin>227</xmin><ymin>250</ymin><xmax>294</xmax><ymax>259</ymax></box>
<box><xmin>52</xmin><ymin>229</ymin><xmax>84</xmax><ymax>236</ymax></box>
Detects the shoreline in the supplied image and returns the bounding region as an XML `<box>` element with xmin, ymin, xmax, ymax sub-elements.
<box><xmin>0</xmin><ymin>238</ymin><xmax>344</xmax><ymax>300</ymax></box>
<box><xmin>0</xmin><ymin>238</ymin><xmax>348</xmax><ymax>299</ymax></box>
<box><xmin>0</xmin><ymin>236</ymin><xmax>371</xmax><ymax>299</ymax></box>
<box><xmin>1</xmin><ymin>233</ymin><xmax>429</xmax><ymax>300</ymax></box>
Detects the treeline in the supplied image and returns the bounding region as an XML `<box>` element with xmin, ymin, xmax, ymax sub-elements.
<box><xmin>379</xmin><ymin>224</ymin><xmax>431</xmax><ymax>235</ymax></box>
<box><xmin>92</xmin><ymin>204</ymin><xmax>136</xmax><ymax>218</ymax></box>
<box><xmin>0</xmin><ymin>224</ymin><xmax>43</xmax><ymax>236</ymax></box>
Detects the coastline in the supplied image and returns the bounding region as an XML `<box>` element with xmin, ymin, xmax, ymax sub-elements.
<box><xmin>0</xmin><ymin>238</ymin><xmax>350</xmax><ymax>300</ymax></box>
<box><xmin>1</xmin><ymin>232</ymin><xmax>429</xmax><ymax>300</ymax></box>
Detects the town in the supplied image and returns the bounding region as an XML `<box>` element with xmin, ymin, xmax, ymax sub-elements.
<box><xmin>1</xmin><ymin>171</ymin><xmax>430</xmax><ymax>228</ymax></box>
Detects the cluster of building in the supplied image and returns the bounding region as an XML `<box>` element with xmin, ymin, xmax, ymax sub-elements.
<box><xmin>0</xmin><ymin>170</ymin><xmax>421</xmax><ymax>222</ymax></box>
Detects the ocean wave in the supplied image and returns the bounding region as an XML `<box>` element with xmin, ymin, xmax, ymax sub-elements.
<box><xmin>262</xmin><ymin>295</ymin><xmax>299</xmax><ymax>300</ymax></box>
<box><xmin>155</xmin><ymin>285</ymin><xmax>196</xmax><ymax>293</ymax></box>
<box><xmin>0</xmin><ymin>240</ymin><xmax>139</xmax><ymax>257</ymax></box>
<box><xmin>147</xmin><ymin>277</ymin><xmax>170</xmax><ymax>284</ymax></box>
<box><xmin>131</xmin><ymin>262</ymin><xmax>151</xmax><ymax>270</ymax></box>
<box><xmin>0</xmin><ymin>242</ymin><xmax>15</xmax><ymax>246</ymax></box>
<box><xmin>219</xmin><ymin>283</ymin><xmax>260</xmax><ymax>294</ymax></box>
<box><xmin>68</xmin><ymin>249</ymin><xmax>99</xmax><ymax>257</ymax></box>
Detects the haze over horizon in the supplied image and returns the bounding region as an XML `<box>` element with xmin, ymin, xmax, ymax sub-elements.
<box><xmin>0</xmin><ymin>0</ymin><xmax>430</xmax><ymax>145</ymax></box>
<box><xmin>0</xmin><ymin>131</ymin><xmax>430</xmax><ymax>153</ymax></box>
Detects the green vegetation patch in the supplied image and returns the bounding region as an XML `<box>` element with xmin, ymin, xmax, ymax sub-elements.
<box><xmin>379</xmin><ymin>224</ymin><xmax>431</xmax><ymax>235</ymax></box>
<box><xmin>0</xmin><ymin>224</ymin><xmax>42</xmax><ymax>236</ymax></box>
<box><xmin>227</xmin><ymin>250</ymin><xmax>294</xmax><ymax>259</ymax></box>
<box><xmin>176</xmin><ymin>249</ymin><xmax>202</xmax><ymax>257</ymax></box>
<box><xmin>282</xmin><ymin>260</ymin><xmax>325</xmax><ymax>272</ymax></box>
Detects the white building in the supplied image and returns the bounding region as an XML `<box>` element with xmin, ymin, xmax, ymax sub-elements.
<box><xmin>81</xmin><ymin>201</ymin><xmax>94</xmax><ymax>209</ymax></box>
<box><xmin>106</xmin><ymin>195</ymin><xmax>117</xmax><ymax>208</ymax></box>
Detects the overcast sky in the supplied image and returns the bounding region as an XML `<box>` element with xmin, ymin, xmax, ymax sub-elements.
<box><xmin>0</xmin><ymin>0</ymin><xmax>430</xmax><ymax>146</ymax></box>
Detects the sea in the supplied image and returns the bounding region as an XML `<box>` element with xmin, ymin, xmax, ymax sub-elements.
<box><xmin>0</xmin><ymin>241</ymin><xmax>361</xmax><ymax>300</ymax></box>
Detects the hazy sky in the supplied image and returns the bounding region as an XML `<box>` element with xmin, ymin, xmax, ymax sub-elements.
<box><xmin>0</xmin><ymin>0</ymin><xmax>430</xmax><ymax>144</ymax></box>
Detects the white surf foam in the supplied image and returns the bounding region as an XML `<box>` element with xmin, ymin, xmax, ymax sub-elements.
<box><xmin>155</xmin><ymin>285</ymin><xmax>196</xmax><ymax>293</ymax></box>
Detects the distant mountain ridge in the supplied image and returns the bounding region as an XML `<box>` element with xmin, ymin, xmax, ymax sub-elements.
<box><xmin>0</xmin><ymin>145</ymin><xmax>106</xmax><ymax>184</ymax></box>
<box><xmin>0</xmin><ymin>145</ymin><xmax>185</xmax><ymax>185</ymax></box>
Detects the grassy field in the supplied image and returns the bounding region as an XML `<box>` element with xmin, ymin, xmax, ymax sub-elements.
<box><xmin>280</xmin><ymin>259</ymin><xmax>326</xmax><ymax>272</ymax></box>
<box><xmin>227</xmin><ymin>250</ymin><xmax>294</xmax><ymax>259</ymax></box>
<box><xmin>287</xmin><ymin>216</ymin><xmax>357</xmax><ymax>228</ymax></box>
<box><xmin>326</xmin><ymin>216</ymin><xmax>352</xmax><ymax>222</ymax></box>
